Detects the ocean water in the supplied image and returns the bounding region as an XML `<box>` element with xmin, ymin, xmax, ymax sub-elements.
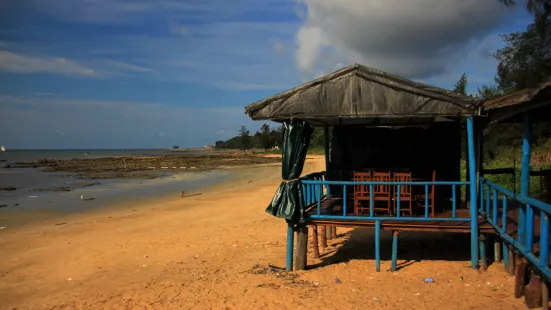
<box><xmin>0</xmin><ymin>148</ymin><xmax>210</xmax><ymax>164</ymax></box>
<box><xmin>0</xmin><ymin>148</ymin><xmax>229</xmax><ymax>227</ymax></box>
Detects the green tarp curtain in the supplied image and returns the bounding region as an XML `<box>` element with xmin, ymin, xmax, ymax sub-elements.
<box><xmin>265</xmin><ymin>121</ymin><xmax>313</xmax><ymax>223</ymax></box>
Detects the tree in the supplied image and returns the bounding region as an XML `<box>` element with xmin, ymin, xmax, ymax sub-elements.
<box><xmin>269</xmin><ymin>125</ymin><xmax>283</xmax><ymax>149</ymax></box>
<box><xmin>499</xmin><ymin>0</ymin><xmax>551</xmax><ymax>40</ymax></box>
<box><xmin>476</xmin><ymin>84</ymin><xmax>503</xmax><ymax>100</ymax></box>
<box><xmin>310</xmin><ymin>127</ymin><xmax>324</xmax><ymax>148</ymax></box>
<box><xmin>239</xmin><ymin>125</ymin><xmax>252</xmax><ymax>151</ymax></box>
<box><xmin>493</xmin><ymin>20</ymin><xmax>551</xmax><ymax>91</ymax></box>
<box><xmin>214</xmin><ymin>140</ymin><xmax>225</xmax><ymax>149</ymax></box>
<box><xmin>453</xmin><ymin>73</ymin><xmax>468</xmax><ymax>95</ymax></box>
<box><xmin>258</xmin><ymin>123</ymin><xmax>273</xmax><ymax>151</ymax></box>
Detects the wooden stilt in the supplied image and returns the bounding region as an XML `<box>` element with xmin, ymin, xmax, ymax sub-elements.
<box><xmin>543</xmin><ymin>280</ymin><xmax>549</xmax><ymax>310</ymax></box>
<box><xmin>507</xmin><ymin>247</ymin><xmax>516</xmax><ymax>275</ymax></box>
<box><xmin>320</xmin><ymin>226</ymin><xmax>328</xmax><ymax>248</ymax></box>
<box><xmin>494</xmin><ymin>236</ymin><xmax>502</xmax><ymax>263</ymax></box>
<box><xmin>479</xmin><ymin>234</ymin><xmax>488</xmax><ymax>271</ymax></box>
<box><xmin>514</xmin><ymin>258</ymin><xmax>527</xmax><ymax>298</ymax></box>
<box><xmin>295</xmin><ymin>226</ymin><xmax>308</xmax><ymax>271</ymax></box>
<box><xmin>331</xmin><ymin>226</ymin><xmax>337</xmax><ymax>239</ymax></box>
<box><xmin>326</xmin><ymin>226</ymin><xmax>333</xmax><ymax>240</ymax></box>
<box><xmin>525</xmin><ymin>271</ymin><xmax>543</xmax><ymax>308</ymax></box>
<box><xmin>503</xmin><ymin>240</ymin><xmax>509</xmax><ymax>269</ymax></box>
<box><xmin>311</xmin><ymin>225</ymin><xmax>320</xmax><ymax>258</ymax></box>
<box><xmin>286</xmin><ymin>223</ymin><xmax>294</xmax><ymax>271</ymax></box>
<box><xmin>391</xmin><ymin>230</ymin><xmax>399</xmax><ymax>271</ymax></box>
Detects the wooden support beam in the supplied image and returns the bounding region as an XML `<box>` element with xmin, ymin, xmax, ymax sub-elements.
<box><xmin>375</xmin><ymin>220</ymin><xmax>381</xmax><ymax>272</ymax></box>
<box><xmin>543</xmin><ymin>280</ymin><xmax>549</xmax><ymax>310</ymax></box>
<box><xmin>320</xmin><ymin>226</ymin><xmax>328</xmax><ymax>248</ymax></box>
<box><xmin>494</xmin><ymin>236</ymin><xmax>502</xmax><ymax>263</ymax></box>
<box><xmin>503</xmin><ymin>240</ymin><xmax>509</xmax><ymax>269</ymax></box>
<box><xmin>295</xmin><ymin>226</ymin><xmax>308</xmax><ymax>271</ymax></box>
<box><xmin>507</xmin><ymin>247</ymin><xmax>516</xmax><ymax>275</ymax></box>
<box><xmin>331</xmin><ymin>226</ymin><xmax>337</xmax><ymax>239</ymax></box>
<box><xmin>514</xmin><ymin>258</ymin><xmax>528</xmax><ymax>298</ymax></box>
<box><xmin>479</xmin><ymin>234</ymin><xmax>488</xmax><ymax>271</ymax></box>
<box><xmin>286</xmin><ymin>223</ymin><xmax>294</xmax><ymax>271</ymax></box>
<box><xmin>326</xmin><ymin>225</ymin><xmax>333</xmax><ymax>240</ymax></box>
<box><xmin>311</xmin><ymin>225</ymin><xmax>320</xmax><ymax>258</ymax></box>
<box><xmin>391</xmin><ymin>230</ymin><xmax>399</xmax><ymax>271</ymax></box>
<box><xmin>525</xmin><ymin>271</ymin><xmax>543</xmax><ymax>309</ymax></box>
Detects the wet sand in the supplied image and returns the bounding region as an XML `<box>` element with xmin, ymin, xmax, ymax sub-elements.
<box><xmin>0</xmin><ymin>156</ymin><xmax>526</xmax><ymax>309</ymax></box>
<box><xmin>4</xmin><ymin>149</ymin><xmax>280</xmax><ymax>174</ymax></box>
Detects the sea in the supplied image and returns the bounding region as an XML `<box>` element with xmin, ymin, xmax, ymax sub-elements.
<box><xmin>0</xmin><ymin>148</ymin><xmax>209</xmax><ymax>164</ymax></box>
<box><xmin>0</xmin><ymin>149</ymin><xmax>229</xmax><ymax>227</ymax></box>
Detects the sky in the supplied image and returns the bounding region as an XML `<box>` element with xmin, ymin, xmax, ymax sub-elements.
<box><xmin>0</xmin><ymin>0</ymin><xmax>534</xmax><ymax>149</ymax></box>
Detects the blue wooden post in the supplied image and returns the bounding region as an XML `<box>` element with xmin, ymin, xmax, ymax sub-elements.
<box><xmin>479</xmin><ymin>234</ymin><xmax>487</xmax><ymax>270</ymax></box>
<box><xmin>391</xmin><ymin>231</ymin><xmax>399</xmax><ymax>271</ymax></box>
<box><xmin>503</xmin><ymin>240</ymin><xmax>509</xmax><ymax>268</ymax></box>
<box><xmin>286</xmin><ymin>222</ymin><xmax>294</xmax><ymax>271</ymax></box>
<box><xmin>467</xmin><ymin>116</ymin><xmax>479</xmax><ymax>269</ymax></box>
<box><xmin>323</xmin><ymin>125</ymin><xmax>331</xmax><ymax>198</ymax></box>
<box><xmin>519</xmin><ymin>113</ymin><xmax>531</xmax><ymax>245</ymax></box>
<box><xmin>540</xmin><ymin>212</ymin><xmax>549</xmax><ymax>268</ymax></box>
<box><xmin>375</xmin><ymin>220</ymin><xmax>381</xmax><ymax>272</ymax></box>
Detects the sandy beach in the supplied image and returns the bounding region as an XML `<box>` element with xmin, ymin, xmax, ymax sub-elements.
<box><xmin>0</xmin><ymin>156</ymin><xmax>527</xmax><ymax>309</ymax></box>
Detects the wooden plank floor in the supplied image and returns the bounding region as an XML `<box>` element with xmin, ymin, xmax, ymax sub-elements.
<box><xmin>306</xmin><ymin>198</ymin><xmax>495</xmax><ymax>233</ymax></box>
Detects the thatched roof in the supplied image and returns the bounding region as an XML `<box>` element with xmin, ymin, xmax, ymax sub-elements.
<box><xmin>245</xmin><ymin>64</ymin><xmax>480</xmax><ymax>124</ymax></box>
<box><xmin>482</xmin><ymin>80</ymin><xmax>551</xmax><ymax>124</ymax></box>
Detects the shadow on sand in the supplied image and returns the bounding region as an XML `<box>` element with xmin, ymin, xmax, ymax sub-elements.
<box><xmin>310</xmin><ymin>228</ymin><xmax>481</xmax><ymax>271</ymax></box>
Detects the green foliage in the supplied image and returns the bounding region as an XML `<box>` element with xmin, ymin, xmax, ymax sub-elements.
<box><xmin>476</xmin><ymin>84</ymin><xmax>503</xmax><ymax>100</ymax></box>
<box><xmin>215</xmin><ymin>123</ymin><xmax>283</xmax><ymax>151</ymax></box>
<box><xmin>453</xmin><ymin>73</ymin><xmax>468</xmax><ymax>95</ymax></box>
<box><xmin>493</xmin><ymin>20</ymin><xmax>551</xmax><ymax>90</ymax></box>
<box><xmin>259</xmin><ymin>123</ymin><xmax>272</xmax><ymax>150</ymax></box>
<box><xmin>239</xmin><ymin>125</ymin><xmax>252</xmax><ymax>150</ymax></box>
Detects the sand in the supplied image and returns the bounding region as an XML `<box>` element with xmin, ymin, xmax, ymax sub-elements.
<box><xmin>0</xmin><ymin>156</ymin><xmax>527</xmax><ymax>309</ymax></box>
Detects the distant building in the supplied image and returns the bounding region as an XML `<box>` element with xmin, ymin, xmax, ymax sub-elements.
<box><xmin>204</xmin><ymin>145</ymin><xmax>213</xmax><ymax>149</ymax></box>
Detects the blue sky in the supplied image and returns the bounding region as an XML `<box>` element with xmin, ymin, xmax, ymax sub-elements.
<box><xmin>0</xmin><ymin>0</ymin><xmax>533</xmax><ymax>149</ymax></box>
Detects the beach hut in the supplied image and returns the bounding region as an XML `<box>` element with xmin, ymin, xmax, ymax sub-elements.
<box><xmin>244</xmin><ymin>64</ymin><xmax>551</xmax><ymax>306</ymax></box>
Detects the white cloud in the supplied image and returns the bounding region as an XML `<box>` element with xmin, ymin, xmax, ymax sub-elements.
<box><xmin>98</xmin><ymin>60</ymin><xmax>152</xmax><ymax>74</ymax></box>
<box><xmin>294</xmin><ymin>0</ymin><xmax>516</xmax><ymax>79</ymax></box>
<box><xmin>0</xmin><ymin>50</ymin><xmax>98</xmax><ymax>76</ymax></box>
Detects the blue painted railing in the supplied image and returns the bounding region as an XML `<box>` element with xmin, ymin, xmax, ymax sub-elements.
<box><xmin>301</xmin><ymin>178</ymin><xmax>470</xmax><ymax>221</ymax></box>
<box><xmin>300</xmin><ymin>172</ymin><xmax>327</xmax><ymax>207</ymax></box>
<box><xmin>301</xmin><ymin>177</ymin><xmax>473</xmax><ymax>271</ymax></box>
<box><xmin>479</xmin><ymin>177</ymin><xmax>551</xmax><ymax>280</ymax></box>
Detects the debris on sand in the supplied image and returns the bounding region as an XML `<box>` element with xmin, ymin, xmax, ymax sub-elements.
<box><xmin>248</xmin><ymin>265</ymin><xmax>321</xmax><ymax>289</ymax></box>
<box><xmin>0</xmin><ymin>187</ymin><xmax>16</xmax><ymax>191</ymax></box>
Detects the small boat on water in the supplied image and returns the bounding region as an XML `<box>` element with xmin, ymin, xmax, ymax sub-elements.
<box><xmin>0</xmin><ymin>146</ymin><xmax>5</xmax><ymax>152</ymax></box>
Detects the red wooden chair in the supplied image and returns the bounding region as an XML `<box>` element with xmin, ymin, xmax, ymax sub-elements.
<box><xmin>393</xmin><ymin>172</ymin><xmax>414</xmax><ymax>216</ymax></box>
<box><xmin>353</xmin><ymin>171</ymin><xmax>372</xmax><ymax>215</ymax></box>
<box><xmin>414</xmin><ymin>170</ymin><xmax>436</xmax><ymax>217</ymax></box>
<box><xmin>372</xmin><ymin>172</ymin><xmax>392</xmax><ymax>215</ymax></box>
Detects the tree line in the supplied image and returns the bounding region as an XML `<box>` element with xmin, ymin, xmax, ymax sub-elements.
<box><xmin>214</xmin><ymin>124</ymin><xmax>328</xmax><ymax>151</ymax></box>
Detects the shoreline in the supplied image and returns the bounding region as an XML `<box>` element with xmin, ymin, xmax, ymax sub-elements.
<box><xmin>0</xmin><ymin>161</ymin><xmax>284</xmax><ymax>232</ymax></box>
